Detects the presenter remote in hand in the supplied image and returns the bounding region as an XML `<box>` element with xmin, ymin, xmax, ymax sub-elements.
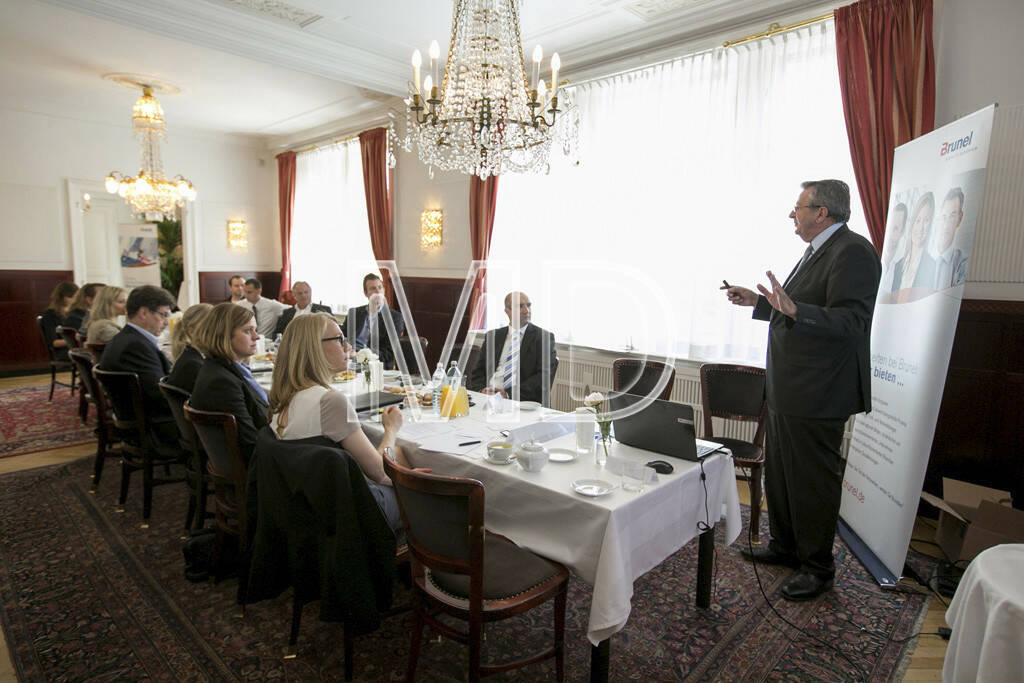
<box><xmin>722</xmin><ymin>179</ymin><xmax>881</xmax><ymax>602</ymax></box>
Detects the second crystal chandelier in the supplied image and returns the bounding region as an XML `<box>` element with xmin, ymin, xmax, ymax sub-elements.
<box><xmin>405</xmin><ymin>0</ymin><xmax>579</xmax><ymax>178</ymax></box>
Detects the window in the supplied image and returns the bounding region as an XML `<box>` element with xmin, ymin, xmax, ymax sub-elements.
<box><xmin>290</xmin><ymin>139</ymin><xmax>379</xmax><ymax>312</ymax></box>
<box><xmin>487</xmin><ymin>21</ymin><xmax>868</xmax><ymax>363</ymax></box>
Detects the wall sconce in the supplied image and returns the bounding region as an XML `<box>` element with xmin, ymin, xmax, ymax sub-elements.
<box><xmin>80</xmin><ymin>193</ymin><xmax>91</xmax><ymax>213</ymax></box>
<box><xmin>420</xmin><ymin>209</ymin><xmax>443</xmax><ymax>250</ymax></box>
<box><xmin>227</xmin><ymin>219</ymin><xmax>248</xmax><ymax>250</ymax></box>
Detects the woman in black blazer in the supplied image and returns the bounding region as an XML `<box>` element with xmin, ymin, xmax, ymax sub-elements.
<box><xmin>190</xmin><ymin>303</ymin><xmax>269</xmax><ymax>463</ymax></box>
<box><xmin>40</xmin><ymin>281</ymin><xmax>78</xmax><ymax>362</ymax></box>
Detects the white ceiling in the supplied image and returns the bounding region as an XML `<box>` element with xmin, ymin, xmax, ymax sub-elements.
<box><xmin>1</xmin><ymin>0</ymin><xmax>825</xmax><ymax>145</ymax></box>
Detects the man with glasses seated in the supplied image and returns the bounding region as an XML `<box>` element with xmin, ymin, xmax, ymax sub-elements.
<box><xmin>273</xmin><ymin>280</ymin><xmax>333</xmax><ymax>337</ymax></box>
<box><xmin>99</xmin><ymin>284</ymin><xmax>180</xmax><ymax>443</ymax></box>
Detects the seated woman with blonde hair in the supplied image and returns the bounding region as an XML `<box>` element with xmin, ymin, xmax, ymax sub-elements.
<box><xmin>85</xmin><ymin>285</ymin><xmax>127</xmax><ymax>346</ymax></box>
<box><xmin>165</xmin><ymin>302</ymin><xmax>213</xmax><ymax>393</ymax></box>
<box><xmin>268</xmin><ymin>313</ymin><xmax>412</xmax><ymax>531</ymax></box>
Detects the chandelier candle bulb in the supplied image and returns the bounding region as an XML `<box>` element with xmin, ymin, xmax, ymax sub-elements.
<box><xmin>551</xmin><ymin>53</ymin><xmax>560</xmax><ymax>98</ymax></box>
<box><xmin>532</xmin><ymin>44</ymin><xmax>542</xmax><ymax>90</ymax></box>
<box><xmin>412</xmin><ymin>49</ymin><xmax>422</xmax><ymax>95</ymax></box>
<box><xmin>537</xmin><ymin>79</ymin><xmax>547</xmax><ymax>107</ymax></box>
<box><xmin>423</xmin><ymin>75</ymin><xmax>433</xmax><ymax>102</ymax></box>
<box><xmin>429</xmin><ymin>40</ymin><xmax>440</xmax><ymax>87</ymax></box>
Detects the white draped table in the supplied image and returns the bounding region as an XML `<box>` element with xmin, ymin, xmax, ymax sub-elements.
<box><xmin>362</xmin><ymin>392</ymin><xmax>742</xmax><ymax>656</ymax></box>
<box><xmin>943</xmin><ymin>543</ymin><xmax>1024</xmax><ymax>683</ymax></box>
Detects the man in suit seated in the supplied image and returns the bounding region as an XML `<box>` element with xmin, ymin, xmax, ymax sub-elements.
<box><xmin>469</xmin><ymin>291</ymin><xmax>558</xmax><ymax>406</ymax></box>
<box><xmin>226</xmin><ymin>274</ymin><xmax>246</xmax><ymax>304</ymax></box>
<box><xmin>273</xmin><ymin>280</ymin><xmax>332</xmax><ymax>337</ymax></box>
<box><xmin>98</xmin><ymin>284</ymin><xmax>180</xmax><ymax>445</ymax></box>
<box><xmin>347</xmin><ymin>273</ymin><xmax>405</xmax><ymax>369</ymax></box>
<box><xmin>242</xmin><ymin>277</ymin><xmax>288</xmax><ymax>340</ymax></box>
<box><xmin>724</xmin><ymin>179</ymin><xmax>880</xmax><ymax>601</ymax></box>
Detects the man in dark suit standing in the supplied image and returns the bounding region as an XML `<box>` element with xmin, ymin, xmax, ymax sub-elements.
<box><xmin>469</xmin><ymin>291</ymin><xmax>558</xmax><ymax>406</ymax></box>
<box><xmin>273</xmin><ymin>280</ymin><xmax>332</xmax><ymax>337</ymax></box>
<box><xmin>724</xmin><ymin>179</ymin><xmax>881</xmax><ymax>601</ymax></box>
<box><xmin>98</xmin><ymin>284</ymin><xmax>180</xmax><ymax>444</ymax></box>
<box><xmin>347</xmin><ymin>273</ymin><xmax>405</xmax><ymax>369</ymax></box>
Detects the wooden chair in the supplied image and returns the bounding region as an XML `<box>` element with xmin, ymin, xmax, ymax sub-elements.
<box><xmin>699</xmin><ymin>363</ymin><xmax>767</xmax><ymax>543</ymax></box>
<box><xmin>37</xmin><ymin>316</ymin><xmax>75</xmax><ymax>400</ymax></box>
<box><xmin>158</xmin><ymin>380</ymin><xmax>212</xmax><ymax>533</ymax></box>
<box><xmin>183</xmin><ymin>402</ymin><xmax>248</xmax><ymax>585</ymax></box>
<box><xmin>58</xmin><ymin>325</ymin><xmax>88</xmax><ymax>419</ymax></box>
<box><xmin>85</xmin><ymin>341</ymin><xmax>107</xmax><ymax>358</ymax></box>
<box><xmin>612</xmin><ymin>358</ymin><xmax>675</xmax><ymax>400</ymax></box>
<box><xmin>67</xmin><ymin>351</ymin><xmax>120</xmax><ymax>490</ymax></box>
<box><xmin>383</xmin><ymin>457</ymin><xmax>568</xmax><ymax>682</ymax></box>
<box><xmin>93</xmin><ymin>369</ymin><xmax>186</xmax><ymax>527</ymax></box>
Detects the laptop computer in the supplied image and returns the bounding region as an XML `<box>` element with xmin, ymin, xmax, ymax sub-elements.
<box><xmin>609</xmin><ymin>393</ymin><xmax>723</xmax><ymax>461</ymax></box>
<box><xmin>352</xmin><ymin>391</ymin><xmax>404</xmax><ymax>413</ymax></box>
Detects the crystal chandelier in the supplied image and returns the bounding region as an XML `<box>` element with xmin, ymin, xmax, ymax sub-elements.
<box><xmin>105</xmin><ymin>87</ymin><xmax>196</xmax><ymax>219</ymax></box>
<box><xmin>405</xmin><ymin>0</ymin><xmax>579</xmax><ymax>178</ymax></box>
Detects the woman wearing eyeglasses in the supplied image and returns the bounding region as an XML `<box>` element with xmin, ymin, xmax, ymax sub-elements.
<box><xmin>191</xmin><ymin>302</ymin><xmax>269</xmax><ymax>463</ymax></box>
<box><xmin>267</xmin><ymin>313</ymin><xmax>408</xmax><ymax>531</ymax></box>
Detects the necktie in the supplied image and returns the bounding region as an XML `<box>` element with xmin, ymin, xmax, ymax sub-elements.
<box><xmin>251</xmin><ymin>303</ymin><xmax>259</xmax><ymax>330</ymax></box>
<box><xmin>788</xmin><ymin>245</ymin><xmax>814</xmax><ymax>283</ymax></box>
<box><xmin>502</xmin><ymin>328</ymin><xmax>521</xmax><ymax>390</ymax></box>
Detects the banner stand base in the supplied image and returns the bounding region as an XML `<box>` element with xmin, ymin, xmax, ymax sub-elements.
<box><xmin>838</xmin><ymin>517</ymin><xmax>900</xmax><ymax>588</ymax></box>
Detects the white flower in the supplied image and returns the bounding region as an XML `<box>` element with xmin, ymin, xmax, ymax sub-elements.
<box><xmin>583</xmin><ymin>392</ymin><xmax>605</xmax><ymax>407</ymax></box>
<box><xmin>355</xmin><ymin>348</ymin><xmax>379</xmax><ymax>363</ymax></box>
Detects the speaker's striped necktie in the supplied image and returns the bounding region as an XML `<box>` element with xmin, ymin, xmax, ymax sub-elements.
<box><xmin>502</xmin><ymin>328</ymin><xmax>521</xmax><ymax>390</ymax></box>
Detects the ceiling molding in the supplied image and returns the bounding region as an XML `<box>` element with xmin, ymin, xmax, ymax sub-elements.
<box><xmin>262</xmin><ymin>99</ymin><xmax>402</xmax><ymax>152</ymax></box>
<box><xmin>42</xmin><ymin>0</ymin><xmax>408</xmax><ymax>94</ymax></box>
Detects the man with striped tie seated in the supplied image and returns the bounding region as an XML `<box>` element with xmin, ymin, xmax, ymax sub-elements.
<box><xmin>469</xmin><ymin>291</ymin><xmax>558</xmax><ymax>406</ymax></box>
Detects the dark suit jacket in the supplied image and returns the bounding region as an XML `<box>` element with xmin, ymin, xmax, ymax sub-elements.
<box><xmin>273</xmin><ymin>303</ymin><xmax>333</xmax><ymax>337</ymax></box>
<box><xmin>468</xmin><ymin>323</ymin><xmax>558</xmax><ymax>405</ymax></box>
<box><xmin>165</xmin><ymin>345</ymin><xmax>204</xmax><ymax>394</ymax></box>
<box><xmin>753</xmin><ymin>225</ymin><xmax>881</xmax><ymax>419</ymax></box>
<box><xmin>61</xmin><ymin>308</ymin><xmax>87</xmax><ymax>334</ymax></box>
<box><xmin>40</xmin><ymin>308</ymin><xmax>68</xmax><ymax>362</ymax></box>
<box><xmin>191</xmin><ymin>358</ymin><xmax>270</xmax><ymax>463</ymax></box>
<box><xmin>891</xmin><ymin>250</ymin><xmax>936</xmax><ymax>292</ymax></box>
<box><xmin>98</xmin><ymin>324</ymin><xmax>174</xmax><ymax>426</ymax></box>
<box><xmin>346</xmin><ymin>304</ymin><xmax>405</xmax><ymax>369</ymax></box>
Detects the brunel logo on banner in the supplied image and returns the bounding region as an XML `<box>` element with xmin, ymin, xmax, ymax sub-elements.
<box><xmin>940</xmin><ymin>130</ymin><xmax>974</xmax><ymax>156</ymax></box>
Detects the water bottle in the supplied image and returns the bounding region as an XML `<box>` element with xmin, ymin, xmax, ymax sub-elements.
<box><xmin>431</xmin><ymin>362</ymin><xmax>445</xmax><ymax>417</ymax></box>
<box><xmin>445</xmin><ymin>361</ymin><xmax>462</xmax><ymax>389</ymax></box>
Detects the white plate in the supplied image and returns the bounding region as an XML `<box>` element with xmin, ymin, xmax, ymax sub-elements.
<box><xmin>548</xmin><ymin>448</ymin><xmax>578</xmax><ymax>463</ymax></box>
<box><xmin>518</xmin><ymin>401</ymin><xmax>542</xmax><ymax>411</ymax></box>
<box><xmin>382</xmin><ymin>370</ymin><xmax>401</xmax><ymax>379</ymax></box>
<box><xmin>571</xmin><ymin>479</ymin><xmax>615</xmax><ymax>497</ymax></box>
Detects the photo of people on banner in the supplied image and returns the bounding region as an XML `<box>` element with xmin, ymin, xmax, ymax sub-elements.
<box><xmin>878</xmin><ymin>168</ymin><xmax>984</xmax><ymax>304</ymax></box>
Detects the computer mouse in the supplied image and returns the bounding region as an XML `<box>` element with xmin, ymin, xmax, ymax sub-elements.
<box><xmin>645</xmin><ymin>459</ymin><xmax>674</xmax><ymax>474</ymax></box>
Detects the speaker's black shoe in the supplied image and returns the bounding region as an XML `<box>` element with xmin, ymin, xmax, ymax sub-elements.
<box><xmin>740</xmin><ymin>545</ymin><xmax>800</xmax><ymax>568</ymax></box>
<box><xmin>780</xmin><ymin>572</ymin><xmax>834</xmax><ymax>601</ymax></box>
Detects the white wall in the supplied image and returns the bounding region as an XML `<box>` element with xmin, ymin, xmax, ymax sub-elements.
<box><xmin>0</xmin><ymin>108</ymin><xmax>278</xmax><ymax>275</ymax></box>
<box><xmin>393</xmin><ymin>146</ymin><xmax>473</xmax><ymax>279</ymax></box>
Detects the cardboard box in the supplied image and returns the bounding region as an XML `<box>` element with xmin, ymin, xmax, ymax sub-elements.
<box><xmin>920</xmin><ymin>477</ymin><xmax>1024</xmax><ymax>563</ymax></box>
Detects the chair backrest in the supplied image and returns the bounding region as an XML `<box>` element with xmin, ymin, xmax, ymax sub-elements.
<box><xmin>399</xmin><ymin>336</ymin><xmax>430</xmax><ymax>375</ymax></box>
<box><xmin>383</xmin><ymin>457</ymin><xmax>484</xmax><ymax>579</ymax></box>
<box><xmin>698</xmin><ymin>363</ymin><xmax>767</xmax><ymax>445</ymax></box>
<box><xmin>37</xmin><ymin>315</ymin><xmax>57</xmax><ymax>362</ymax></box>
<box><xmin>57</xmin><ymin>325</ymin><xmax>80</xmax><ymax>350</ymax></box>
<box><xmin>158</xmin><ymin>379</ymin><xmax>198</xmax><ymax>453</ymax></box>
<box><xmin>68</xmin><ymin>350</ymin><xmax>97</xmax><ymax>398</ymax></box>
<box><xmin>93</xmin><ymin>368</ymin><xmax>148</xmax><ymax>445</ymax></box>
<box><xmin>85</xmin><ymin>341</ymin><xmax>106</xmax><ymax>357</ymax></box>
<box><xmin>612</xmin><ymin>358</ymin><xmax>675</xmax><ymax>401</ymax></box>
<box><xmin>183</xmin><ymin>402</ymin><xmax>244</xmax><ymax>487</ymax></box>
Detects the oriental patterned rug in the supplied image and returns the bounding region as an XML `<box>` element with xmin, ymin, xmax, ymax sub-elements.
<box><xmin>0</xmin><ymin>456</ymin><xmax>934</xmax><ymax>682</ymax></box>
<box><xmin>0</xmin><ymin>385</ymin><xmax>95</xmax><ymax>458</ymax></box>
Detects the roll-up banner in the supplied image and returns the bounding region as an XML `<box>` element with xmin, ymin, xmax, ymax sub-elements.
<box><xmin>119</xmin><ymin>222</ymin><xmax>161</xmax><ymax>288</ymax></box>
<box><xmin>838</xmin><ymin>104</ymin><xmax>996</xmax><ymax>586</ymax></box>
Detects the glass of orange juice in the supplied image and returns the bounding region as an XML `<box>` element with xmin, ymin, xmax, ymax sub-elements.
<box><xmin>440</xmin><ymin>382</ymin><xmax>470</xmax><ymax>417</ymax></box>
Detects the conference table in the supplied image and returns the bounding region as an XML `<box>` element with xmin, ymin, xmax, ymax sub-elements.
<box><xmin>359</xmin><ymin>388</ymin><xmax>742</xmax><ymax>681</ymax></box>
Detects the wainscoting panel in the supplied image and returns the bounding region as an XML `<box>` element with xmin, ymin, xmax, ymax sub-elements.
<box><xmin>197</xmin><ymin>271</ymin><xmax>282</xmax><ymax>304</ymax></box>
<box><xmin>0</xmin><ymin>269</ymin><xmax>74</xmax><ymax>373</ymax></box>
<box><xmin>398</xmin><ymin>276</ymin><xmax>473</xmax><ymax>369</ymax></box>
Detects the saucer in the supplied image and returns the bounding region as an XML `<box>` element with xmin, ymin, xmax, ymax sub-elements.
<box><xmin>518</xmin><ymin>401</ymin><xmax>541</xmax><ymax>411</ymax></box>
<box><xmin>548</xmin><ymin>448</ymin><xmax>578</xmax><ymax>463</ymax></box>
<box><xmin>571</xmin><ymin>479</ymin><xmax>615</xmax><ymax>497</ymax></box>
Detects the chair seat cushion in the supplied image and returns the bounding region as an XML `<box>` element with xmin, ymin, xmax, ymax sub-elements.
<box><xmin>715</xmin><ymin>437</ymin><xmax>763</xmax><ymax>464</ymax></box>
<box><xmin>428</xmin><ymin>534</ymin><xmax>560</xmax><ymax>601</ymax></box>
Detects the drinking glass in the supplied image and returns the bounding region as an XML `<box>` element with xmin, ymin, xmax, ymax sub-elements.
<box><xmin>621</xmin><ymin>461</ymin><xmax>646</xmax><ymax>492</ymax></box>
<box><xmin>575</xmin><ymin>408</ymin><xmax>595</xmax><ymax>455</ymax></box>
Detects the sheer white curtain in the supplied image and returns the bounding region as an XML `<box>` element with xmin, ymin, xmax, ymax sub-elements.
<box><xmin>290</xmin><ymin>139</ymin><xmax>379</xmax><ymax>312</ymax></box>
<box><xmin>487</xmin><ymin>21</ymin><xmax>868</xmax><ymax>362</ymax></box>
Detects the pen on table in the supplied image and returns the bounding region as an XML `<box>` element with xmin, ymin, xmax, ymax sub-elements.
<box><xmin>458</xmin><ymin>440</ymin><xmax>482</xmax><ymax>447</ymax></box>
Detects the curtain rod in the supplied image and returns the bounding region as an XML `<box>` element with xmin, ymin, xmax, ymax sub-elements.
<box><xmin>722</xmin><ymin>12</ymin><xmax>834</xmax><ymax>47</ymax></box>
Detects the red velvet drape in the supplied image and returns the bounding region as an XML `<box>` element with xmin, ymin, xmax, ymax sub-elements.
<box><xmin>468</xmin><ymin>175</ymin><xmax>499</xmax><ymax>329</ymax></box>
<box><xmin>275</xmin><ymin>151</ymin><xmax>297</xmax><ymax>298</ymax></box>
<box><xmin>358</xmin><ymin>128</ymin><xmax>395</xmax><ymax>303</ymax></box>
<box><xmin>835</xmin><ymin>0</ymin><xmax>935</xmax><ymax>254</ymax></box>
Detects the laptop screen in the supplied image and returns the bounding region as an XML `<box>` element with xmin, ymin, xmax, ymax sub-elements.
<box><xmin>609</xmin><ymin>394</ymin><xmax>721</xmax><ymax>461</ymax></box>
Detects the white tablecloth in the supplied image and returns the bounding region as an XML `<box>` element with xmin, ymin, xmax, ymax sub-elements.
<box><xmin>944</xmin><ymin>544</ymin><xmax>1024</xmax><ymax>682</ymax></box>
<box><xmin>363</xmin><ymin>393</ymin><xmax>742</xmax><ymax>645</ymax></box>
